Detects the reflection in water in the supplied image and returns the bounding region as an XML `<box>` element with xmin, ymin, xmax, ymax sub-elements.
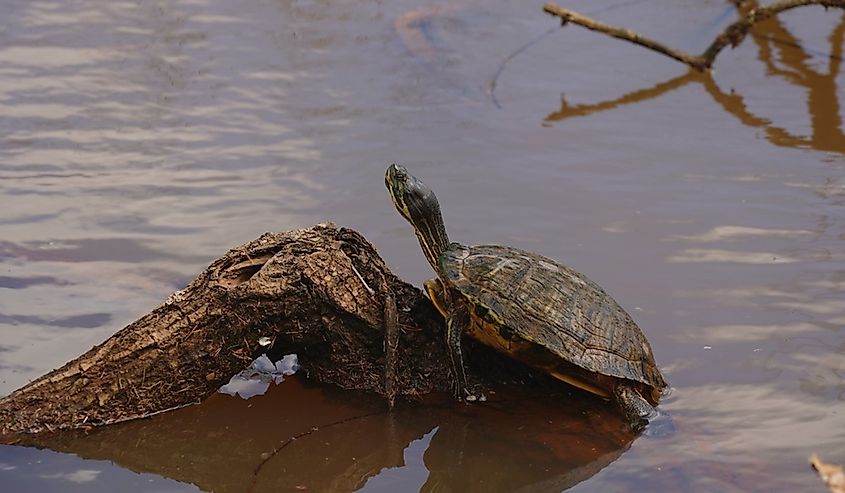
<box><xmin>0</xmin><ymin>445</ymin><xmax>199</xmax><ymax>493</ymax></box>
<box><xmin>671</xmin><ymin>320</ymin><xmax>830</xmax><ymax>343</ymax></box>
<box><xmin>671</xmin><ymin>383</ymin><xmax>845</xmax><ymax>459</ymax></box>
<box><xmin>0</xmin><ymin>238</ymin><xmax>208</xmax><ymax>264</ymax></box>
<box><xmin>667</xmin><ymin>248</ymin><xmax>801</xmax><ymax>264</ymax></box>
<box><xmin>0</xmin><ymin>0</ymin><xmax>327</xmax><ymax>397</ymax></box>
<box><xmin>567</xmin><ymin>382</ymin><xmax>845</xmax><ymax>492</ymax></box>
<box><xmin>668</xmin><ymin>225</ymin><xmax>813</xmax><ymax>242</ymax></box>
<box><xmin>358</xmin><ymin>426</ymin><xmax>436</xmax><ymax>492</ymax></box>
<box><xmin>414</xmin><ymin>402</ymin><xmax>633</xmax><ymax>493</ymax></box>
<box><xmin>667</xmin><ymin>248</ymin><xmax>801</xmax><ymax>265</ymax></box>
<box><xmin>543</xmin><ymin>71</ymin><xmax>698</xmax><ymax>124</ymax></box>
<box><xmin>4</xmin><ymin>378</ymin><xmax>635</xmax><ymax>493</ymax></box>
<box><xmin>746</xmin><ymin>3</ymin><xmax>845</xmax><ymax>154</ymax></box>
<box><xmin>544</xmin><ymin>12</ymin><xmax>845</xmax><ymax>155</ymax></box>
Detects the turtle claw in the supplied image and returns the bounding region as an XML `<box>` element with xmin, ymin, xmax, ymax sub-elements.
<box><xmin>454</xmin><ymin>383</ymin><xmax>486</xmax><ymax>403</ymax></box>
<box><xmin>450</xmin><ymin>381</ymin><xmax>465</xmax><ymax>401</ymax></box>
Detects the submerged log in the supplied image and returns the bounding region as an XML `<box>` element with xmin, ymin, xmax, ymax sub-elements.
<box><xmin>0</xmin><ymin>223</ymin><xmax>473</xmax><ymax>438</ymax></box>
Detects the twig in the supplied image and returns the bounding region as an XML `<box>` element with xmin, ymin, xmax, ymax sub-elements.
<box><xmin>350</xmin><ymin>262</ymin><xmax>375</xmax><ymax>295</ymax></box>
<box><xmin>488</xmin><ymin>26</ymin><xmax>559</xmax><ymax>108</ymax></box>
<box><xmin>489</xmin><ymin>0</ymin><xmax>654</xmax><ymax>108</ymax></box>
<box><xmin>101</xmin><ymin>402</ymin><xmax>199</xmax><ymax>426</ymax></box>
<box><xmin>543</xmin><ymin>2</ymin><xmax>708</xmax><ymax>69</ymax></box>
<box><xmin>381</xmin><ymin>275</ymin><xmax>399</xmax><ymax>409</ymax></box>
<box><xmin>543</xmin><ymin>0</ymin><xmax>845</xmax><ymax>71</ymax></box>
<box><xmin>701</xmin><ymin>0</ymin><xmax>845</xmax><ymax>66</ymax></box>
<box><xmin>246</xmin><ymin>410</ymin><xmax>387</xmax><ymax>493</ymax></box>
<box><xmin>811</xmin><ymin>454</ymin><xmax>845</xmax><ymax>493</ymax></box>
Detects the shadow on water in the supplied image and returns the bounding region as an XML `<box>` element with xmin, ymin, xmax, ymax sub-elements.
<box><xmin>1</xmin><ymin>378</ymin><xmax>636</xmax><ymax>493</ymax></box>
<box><xmin>543</xmin><ymin>8</ymin><xmax>845</xmax><ymax>155</ymax></box>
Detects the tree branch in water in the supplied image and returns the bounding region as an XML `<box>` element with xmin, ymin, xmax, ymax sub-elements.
<box><xmin>543</xmin><ymin>0</ymin><xmax>845</xmax><ymax>71</ymax></box>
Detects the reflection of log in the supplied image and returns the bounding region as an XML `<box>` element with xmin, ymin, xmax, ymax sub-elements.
<box><xmin>0</xmin><ymin>223</ymin><xmax>459</xmax><ymax>438</ymax></box>
<box><xmin>31</xmin><ymin>378</ymin><xmax>429</xmax><ymax>493</ymax></box>
<box><xmin>543</xmin><ymin>1</ymin><xmax>845</xmax><ymax>71</ymax></box>
<box><xmin>18</xmin><ymin>377</ymin><xmax>634</xmax><ymax>493</ymax></box>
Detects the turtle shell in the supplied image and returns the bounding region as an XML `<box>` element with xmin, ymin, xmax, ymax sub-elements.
<box><xmin>439</xmin><ymin>243</ymin><xmax>666</xmax><ymax>392</ymax></box>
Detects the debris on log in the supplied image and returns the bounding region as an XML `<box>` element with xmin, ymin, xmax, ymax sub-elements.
<box><xmin>0</xmin><ymin>223</ymin><xmax>542</xmax><ymax>442</ymax></box>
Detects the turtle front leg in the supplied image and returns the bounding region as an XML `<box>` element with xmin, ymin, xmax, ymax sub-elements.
<box><xmin>425</xmin><ymin>280</ymin><xmax>478</xmax><ymax>402</ymax></box>
<box><xmin>445</xmin><ymin>302</ymin><xmax>472</xmax><ymax>401</ymax></box>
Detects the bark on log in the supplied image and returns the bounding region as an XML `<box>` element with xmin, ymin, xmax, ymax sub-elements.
<box><xmin>0</xmin><ymin>223</ymin><xmax>495</xmax><ymax>439</ymax></box>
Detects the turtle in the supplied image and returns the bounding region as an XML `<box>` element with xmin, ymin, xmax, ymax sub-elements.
<box><xmin>385</xmin><ymin>163</ymin><xmax>669</xmax><ymax>428</ymax></box>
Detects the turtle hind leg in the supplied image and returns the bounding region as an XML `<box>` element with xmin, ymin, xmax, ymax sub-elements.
<box><xmin>615</xmin><ymin>385</ymin><xmax>675</xmax><ymax>437</ymax></box>
<box><xmin>615</xmin><ymin>385</ymin><xmax>653</xmax><ymax>422</ymax></box>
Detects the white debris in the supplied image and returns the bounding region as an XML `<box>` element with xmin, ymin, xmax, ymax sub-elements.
<box><xmin>252</xmin><ymin>354</ymin><xmax>276</xmax><ymax>374</ymax></box>
<box><xmin>218</xmin><ymin>353</ymin><xmax>300</xmax><ymax>399</ymax></box>
<box><xmin>275</xmin><ymin>354</ymin><xmax>299</xmax><ymax>375</ymax></box>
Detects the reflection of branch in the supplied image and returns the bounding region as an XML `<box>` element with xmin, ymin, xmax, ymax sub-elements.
<box><xmin>543</xmin><ymin>6</ymin><xmax>845</xmax><ymax>154</ymax></box>
<box><xmin>543</xmin><ymin>1</ymin><xmax>845</xmax><ymax>70</ymax></box>
<box><xmin>747</xmin><ymin>6</ymin><xmax>845</xmax><ymax>153</ymax></box>
<box><xmin>247</xmin><ymin>409</ymin><xmax>387</xmax><ymax>493</ymax></box>
<box><xmin>544</xmin><ymin>71</ymin><xmax>698</xmax><ymax>124</ymax></box>
<box><xmin>544</xmin><ymin>67</ymin><xmax>844</xmax><ymax>153</ymax></box>
<box><xmin>699</xmin><ymin>74</ymin><xmax>813</xmax><ymax>149</ymax></box>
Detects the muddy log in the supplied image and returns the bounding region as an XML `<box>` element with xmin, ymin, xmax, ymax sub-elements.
<box><xmin>0</xmin><ymin>223</ymin><xmax>518</xmax><ymax>439</ymax></box>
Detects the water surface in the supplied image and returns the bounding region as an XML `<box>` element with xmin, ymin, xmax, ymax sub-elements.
<box><xmin>1</xmin><ymin>0</ymin><xmax>843</xmax><ymax>491</ymax></box>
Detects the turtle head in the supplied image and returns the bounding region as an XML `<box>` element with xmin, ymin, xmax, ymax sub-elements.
<box><xmin>385</xmin><ymin>164</ymin><xmax>450</xmax><ymax>272</ymax></box>
<box><xmin>385</xmin><ymin>164</ymin><xmax>441</xmax><ymax>225</ymax></box>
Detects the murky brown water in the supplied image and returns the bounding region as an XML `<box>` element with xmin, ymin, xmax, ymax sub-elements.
<box><xmin>1</xmin><ymin>0</ymin><xmax>843</xmax><ymax>491</ymax></box>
